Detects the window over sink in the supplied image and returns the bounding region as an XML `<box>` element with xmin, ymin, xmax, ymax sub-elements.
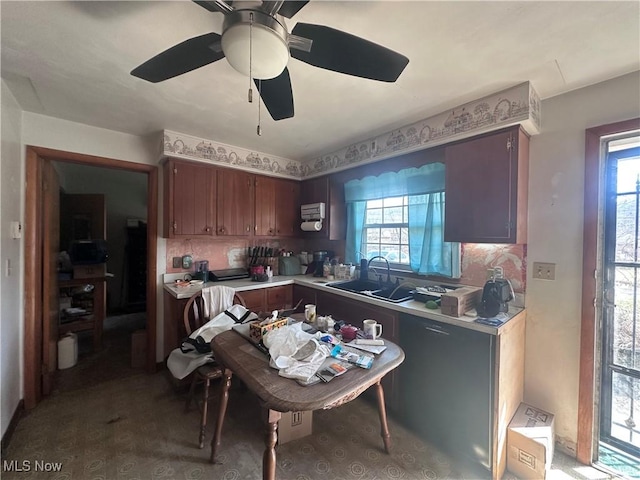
<box><xmin>344</xmin><ymin>163</ymin><xmax>461</xmax><ymax>278</ymax></box>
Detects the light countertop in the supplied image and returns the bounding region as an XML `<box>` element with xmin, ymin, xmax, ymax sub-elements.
<box><xmin>163</xmin><ymin>274</ymin><xmax>524</xmax><ymax>335</ymax></box>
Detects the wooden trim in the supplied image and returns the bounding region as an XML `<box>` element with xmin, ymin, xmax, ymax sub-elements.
<box><xmin>0</xmin><ymin>399</ymin><xmax>24</xmax><ymax>454</ymax></box>
<box><xmin>23</xmin><ymin>146</ymin><xmax>160</xmax><ymax>407</ymax></box>
<box><xmin>24</xmin><ymin>148</ymin><xmax>43</xmax><ymax>409</ymax></box>
<box><xmin>578</xmin><ymin>118</ymin><xmax>640</xmax><ymax>463</ymax></box>
<box><xmin>492</xmin><ymin>310</ymin><xmax>526</xmax><ymax>480</ymax></box>
<box><xmin>28</xmin><ymin>146</ymin><xmax>154</xmax><ymax>173</ymax></box>
<box><xmin>146</xmin><ymin>166</ymin><xmax>158</xmax><ymax>373</ymax></box>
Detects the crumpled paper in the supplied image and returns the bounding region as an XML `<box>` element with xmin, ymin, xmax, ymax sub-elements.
<box><xmin>262</xmin><ymin>323</ymin><xmax>331</xmax><ymax>382</ymax></box>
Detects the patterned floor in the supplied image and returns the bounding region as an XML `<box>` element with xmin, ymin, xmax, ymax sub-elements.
<box><xmin>3</xmin><ymin>322</ymin><xmax>619</xmax><ymax>480</ymax></box>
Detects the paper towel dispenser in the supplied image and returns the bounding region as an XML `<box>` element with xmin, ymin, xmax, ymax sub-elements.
<box><xmin>301</xmin><ymin>202</ymin><xmax>325</xmax><ymax>221</ymax></box>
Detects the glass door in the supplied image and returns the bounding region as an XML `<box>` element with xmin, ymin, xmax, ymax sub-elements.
<box><xmin>600</xmin><ymin>137</ymin><xmax>640</xmax><ymax>457</ymax></box>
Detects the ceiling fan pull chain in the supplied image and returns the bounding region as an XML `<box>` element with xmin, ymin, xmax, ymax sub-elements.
<box><xmin>248</xmin><ymin>12</ymin><xmax>253</xmax><ymax>104</ymax></box>
<box><xmin>257</xmin><ymin>79</ymin><xmax>262</xmax><ymax>136</ymax></box>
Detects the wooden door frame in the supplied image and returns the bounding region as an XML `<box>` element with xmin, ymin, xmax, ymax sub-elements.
<box><xmin>23</xmin><ymin>146</ymin><xmax>158</xmax><ymax>409</ymax></box>
<box><xmin>578</xmin><ymin>117</ymin><xmax>640</xmax><ymax>463</ymax></box>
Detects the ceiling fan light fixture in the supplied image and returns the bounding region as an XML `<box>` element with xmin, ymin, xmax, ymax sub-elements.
<box><xmin>222</xmin><ymin>21</ymin><xmax>289</xmax><ymax>79</ymax></box>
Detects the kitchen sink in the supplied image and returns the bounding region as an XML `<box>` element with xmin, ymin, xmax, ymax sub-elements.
<box><xmin>327</xmin><ymin>280</ymin><xmax>414</xmax><ymax>303</ymax></box>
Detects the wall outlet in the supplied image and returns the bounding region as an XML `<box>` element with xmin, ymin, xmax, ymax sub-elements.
<box><xmin>533</xmin><ymin>262</ymin><xmax>556</xmax><ymax>280</ymax></box>
<box><xmin>486</xmin><ymin>268</ymin><xmax>495</xmax><ymax>280</ymax></box>
<box><xmin>172</xmin><ymin>257</ymin><xmax>182</xmax><ymax>268</ymax></box>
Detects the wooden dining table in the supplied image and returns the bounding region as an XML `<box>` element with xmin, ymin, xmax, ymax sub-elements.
<box><xmin>209</xmin><ymin>328</ymin><xmax>405</xmax><ymax>480</ymax></box>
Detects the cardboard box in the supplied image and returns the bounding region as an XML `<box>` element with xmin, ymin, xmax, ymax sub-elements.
<box><xmin>73</xmin><ymin>263</ymin><xmax>107</xmax><ymax>279</ymax></box>
<box><xmin>507</xmin><ymin>402</ymin><xmax>555</xmax><ymax>480</ymax></box>
<box><xmin>440</xmin><ymin>286</ymin><xmax>482</xmax><ymax>317</ymax></box>
<box><xmin>278</xmin><ymin>411</ymin><xmax>312</xmax><ymax>444</ymax></box>
<box><xmin>131</xmin><ymin>329</ymin><xmax>147</xmax><ymax>369</ymax></box>
<box><xmin>249</xmin><ymin>317</ymin><xmax>288</xmax><ymax>342</ymax></box>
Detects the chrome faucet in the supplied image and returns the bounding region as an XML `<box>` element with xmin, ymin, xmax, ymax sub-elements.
<box><xmin>368</xmin><ymin>256</ymin><xmax>391</xmax><ymax>285</ymax></box>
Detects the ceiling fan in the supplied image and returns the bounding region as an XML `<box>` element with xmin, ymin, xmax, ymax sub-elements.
<box><xmin>131</xmin><ymin>0</ymin><xmax>409</xmax><ymax>121</ymax></box>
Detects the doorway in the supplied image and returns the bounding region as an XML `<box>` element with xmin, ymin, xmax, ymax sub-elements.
<box><xmin>23</xmin><ymin>146</ymin><xmax>158</xmax><ymax>409</ymax></box>
<box><xmin>599</xmin><ymin>136</ymin><xmax>640</xmax><ymax>470</ymax></box>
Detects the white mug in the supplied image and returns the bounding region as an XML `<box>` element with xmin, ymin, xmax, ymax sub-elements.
<box><xmin>363</xmin><ymin>319</ymin><xmax>383</xmax><ymax>340</ymax></box>
<box><xmin>304</xmin><ymin>304</ymin><xmax>317</xmax><ymax>323</ymax></box>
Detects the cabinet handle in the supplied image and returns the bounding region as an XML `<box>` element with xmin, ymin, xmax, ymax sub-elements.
<box><xmin>246</xmin><ymin>225</ymin><xmax>250</xmax><ymax>232</ymax></box>
<box><xmin>219</xmin><ymin>227</ymin><xmax>225</xmax><ymax>234</ymax></box>
<box><xmin>173</xmin><ymin>221</ymin><xmax>177</xmax><ymax>231</ymax></box>
<box><xmin>423</xmin><ymin>326</ymin><xmax>450</xmax><ymax>336</ymax></box>
<box><xmin>205</xmin><ymin>227</ymin><xmax>211</xmax><ymax>232</ymax></box>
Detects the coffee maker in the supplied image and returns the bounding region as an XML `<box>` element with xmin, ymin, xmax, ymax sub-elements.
<box><xmin>194</xmin><ymin>260</ymin><xmax>209</xmax><ymax>281</ymax></box>
<box><xmin>312</xmin><ymin>251</ymin><xmax>329</xmax><ymax>277</ymax></box>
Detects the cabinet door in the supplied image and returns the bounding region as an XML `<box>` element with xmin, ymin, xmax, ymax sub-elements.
<box><xmin>266</xmin><ymin>285</ymin><xmax>293</xmax><ymax>311</ymax></box>
<box><xmin>164</xmin><ymin>160</ymin><xmax>216</xmax><ymax>238</ymax></box>
<box><xmin>254</xmin><ymin>176</ymin><xmax>277</xmax><ymax>236</ymax></box>
<box><xmin>293</xmin><ymin>285</ymin><xmax>316</xmax><ymax>310</ymax></box>
<box><xmin>275</xmin><ymin>179</ymin><xmax>300</xmax><ymax>237</ymax></box>
<box><xmin>315</xmin><ymin>291</ymin><xmax>399</xmax><ymax>410</ymax></box>
<box><xmin>217</xmin><ymin>168</ymin><xmax>253</xmax><ymax>236</ymax></box>
<box><xmin>444</xmin><ymin>127</ymin><xmax>528</xmax><ymax>243</ymax></box>
<box><xmin>238</xmin><ymin>289</ymin><xmax>265</xmax><ymax>313</ymax></box>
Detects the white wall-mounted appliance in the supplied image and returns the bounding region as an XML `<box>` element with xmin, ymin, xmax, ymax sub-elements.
<box><xmin>300</xmin><ymin>202</ymin><xmax>325</xmax><ymax>232</ymax></box>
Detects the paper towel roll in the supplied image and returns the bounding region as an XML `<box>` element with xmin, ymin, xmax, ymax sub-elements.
<box><xmin>58</xmin><ymin>333</ymin><xmax>78</xmax><ymax>370</ymax></box>
<box><xmin>301</xmin><ymin>221</ymin><xmax>322</xmax><ymax>232</ymax></box>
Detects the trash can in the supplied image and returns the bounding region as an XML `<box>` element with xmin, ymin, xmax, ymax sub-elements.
<box><xmin>58</xmin><ymin>332</ymin><xmax>78</xmax><ymax>369</ymax></box>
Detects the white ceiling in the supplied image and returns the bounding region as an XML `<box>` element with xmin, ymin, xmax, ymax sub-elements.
<box><xmin>2</xmin><ymin>1</ymin><xmax>639</xmax><ymax>162</ymax></box>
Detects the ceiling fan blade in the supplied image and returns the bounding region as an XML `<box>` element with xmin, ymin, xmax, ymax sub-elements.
<box><xmin>131</xmin><ymin>33</ymin><xmax>224</xmax><ymax>83</ymax></box>
<box><xmin>254</xmin><ymin>68</ymin><xmax>294</xmax><ymax>121</ymax></box>
<box><xmin>290</xmin><ymin>23</ymin><xmax>409</xmax><ymax>82</ymax></box>
<box><xmin>192</xmin><ymin>0</ymin><xmax>233</xmax><ymax>14</ymax></box>
<box><xmin>277</xmin><ymin>1</ymin><xmax>310</xmax><ymax>18</ymax></box>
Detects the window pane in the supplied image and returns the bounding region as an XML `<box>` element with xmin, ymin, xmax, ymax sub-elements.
<box><xmin>617</xmin><ymin>156</ymin><xmax>640</xmax><ymax>193</ymax></box>
<box><xmin>403</xmin><ymin>206</ymin><xmax>408</xmax><ymax>221</ymax></box>
<box><xmin>612</xmin><ymin>266</ymin><xmax>640</xmax><ymax>369</ymax></box>
<box><xmin>368</xmin><ymin>199</ymin><xmax>383</xmax><ymax>208</ymax></box>
<box><xmin>365</xmin><ymin>228</ymin><xmax>380</xmax><ymax>243</ymax></box>
<box><xmin>400</xmin><ymin>227</ymin><xmax>409</xmax><ymax>243</ymax></box>
<box><xmin>609</xmin><ymin>371</ymin><xmax>640</xmax><ymax>448</ymax></box>
<box><xmin>615</xmin><ymin>194</ymin><xmax>637</xmax><ymax>263</ymax></box>
<box><xmin>384</xmin><ymin>206</ymin><xmax>404</xmax><ymax>223</ymax></box>
<box><xmin>366</xmin><ymin>208</ymin><xmax>382</xmax><ymax>224</ymax></box>
<box><xmin>383</xmin><ymin>196</ymin><xmax>403</xmax><ymax>207</ymax></box>
<box><xmin>380</xmin><ymin>228</ymin><xmax>400</xmax><ymax>243</ymax></box>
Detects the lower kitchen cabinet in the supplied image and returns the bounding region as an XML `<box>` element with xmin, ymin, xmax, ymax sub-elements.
<box><xmin>293</xmin><ymin>284</ymin><xmax>317</xmax><ymax>310</ymax></box>
<box><xmin>237</xmin><ymin>285</ymin><xmax>294</xmax><ymax>314</ymax></box>
<box><xmin>315</xmin><ymin>291</ymin><xmax>400</xmax><ymax>412</ymax></box>
<box><xmin>163</xmin><ymin>285</ymin><xmax>295</xmax><ymax>356</ymax></box>
<box><xmin>399</xmin><ymin>311</ymin><xmax>525</xmax><ymax>480</ymax></box>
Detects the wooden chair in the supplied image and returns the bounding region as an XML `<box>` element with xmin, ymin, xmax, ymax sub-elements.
<box><xmin>182</xmin><ymin>287</ymin><xmax>247</xmax><ymax>448</ymax></box>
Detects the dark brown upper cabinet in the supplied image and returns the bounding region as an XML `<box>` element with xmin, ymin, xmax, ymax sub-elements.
<box><xmin>444</xmin><ymin>126</ymin><xmax>529</xmax><ymax>244</ymax></box>
<box><xmin>216</xmin><ymin>168</ymin><xmax>254</xmax><ymax>237</ymax></box>
<box><xmin>253</xmin><ymin>176</ymin><xmax>300</xmax><ymax>238</ymax></box>
<box><xmin>163</xmin><ymin>159</ymin><xmax>216</xmax><ymax>238</ymax></box>
<box><xmin>299</xmin><ymin>175</ymin><xmax>346</xmax><ymax>240</ymax></box>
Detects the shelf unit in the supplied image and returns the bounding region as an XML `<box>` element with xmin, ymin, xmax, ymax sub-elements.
<box><xmin>58</xmin><ymin>277</ymin><xmax>106</xmax><ymax>351</ymax></box>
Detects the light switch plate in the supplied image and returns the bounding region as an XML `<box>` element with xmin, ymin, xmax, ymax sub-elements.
<box><xmin>533</xmin><ymin>262</ymin><xmax>556</xmax><ymax>280</ymax></box>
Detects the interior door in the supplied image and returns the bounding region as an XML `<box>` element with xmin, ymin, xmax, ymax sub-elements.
<box><xmin>41</xmin><ymin>161</ymin><xmax>60</xmax><ymax>395</ymax></box>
